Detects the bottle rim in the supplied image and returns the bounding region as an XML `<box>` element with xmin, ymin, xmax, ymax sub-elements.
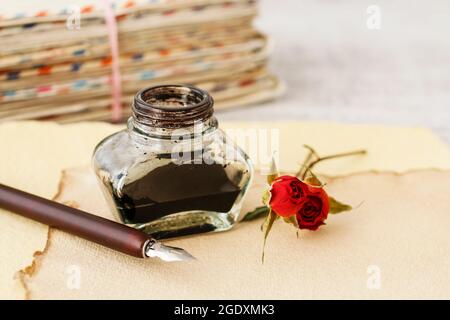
<box><xmin>132</xmin><ymin>84</ymin><xmax>214</xmax><ymax>129</ymax></box>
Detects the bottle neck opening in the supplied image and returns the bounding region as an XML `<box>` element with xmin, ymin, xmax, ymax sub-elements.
<box><xmin>129</xmin><ymin>85</ymin><xmax>217</xmax><ymax>140</ymax></box>
<box><xmin>132</xmin><ymin>85</ymin><xmax>214</xmax><ymax>129</ymax></box>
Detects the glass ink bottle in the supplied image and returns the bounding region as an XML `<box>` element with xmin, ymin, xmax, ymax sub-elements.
<box><xmin>93</xmin><ymin>85</ymin><xmax>253</xmax><ymax>239</ymax></box>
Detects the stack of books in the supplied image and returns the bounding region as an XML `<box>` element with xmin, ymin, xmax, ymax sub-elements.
<box><xmin>0</xmin><ymin>0</ymin><xmax>281</xmax><ymax>123</ymax></box>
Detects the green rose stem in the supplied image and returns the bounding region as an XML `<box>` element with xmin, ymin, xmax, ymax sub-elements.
<box><xmin>297</xmin><ymin>146</ymin><xmax>367</xmax><ymax>180</ymax></box>
<box><xmin>242</xmin><ymin>146</ymin><xmax>367</xmax><ymax>222</ymax></box>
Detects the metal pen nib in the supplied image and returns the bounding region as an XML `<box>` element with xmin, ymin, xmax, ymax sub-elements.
<box><xmin>145</xmin><ymin>239</ymin><xmax>196</xmax><ymax>262</ymax></box>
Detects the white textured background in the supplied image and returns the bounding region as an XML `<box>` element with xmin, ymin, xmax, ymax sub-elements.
<box><xmin>218</xmin><ymin>0</ymin><xmax>450</xmax><ymax>145</ymax></box>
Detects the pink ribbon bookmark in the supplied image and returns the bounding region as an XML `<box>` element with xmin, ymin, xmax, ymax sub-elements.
<box><xmin>102</xmin><ymin>0</ymin><xmax>122</xmax><ymax>122</ymax></box>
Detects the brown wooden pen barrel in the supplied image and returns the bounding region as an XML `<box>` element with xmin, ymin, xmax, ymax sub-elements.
<box><xmin>0</xmin><ymin>183</ymin><xmax>150</xmax><ymax>258</ymax></box>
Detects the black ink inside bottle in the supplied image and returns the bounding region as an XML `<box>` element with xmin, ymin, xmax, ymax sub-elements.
<box><xmin>113</xmin><ymin>162</ymin><xmax>242</xmax><ymax>225</ymax></box>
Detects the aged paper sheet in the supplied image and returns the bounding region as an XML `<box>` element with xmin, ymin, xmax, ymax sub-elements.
<box><xmin>1</xmin><ymin>121</ymin><xmax>449</xmax><ymax>299</ymax></box>
<box><xmin>0</xmin><ymin>122</ymin><xmax>117</xmax><ymax>299</ymax></box>
<box><xmin>27</xmin><ymin>168</ymin><xmax>450</xmax><ymax>299</ymax></box>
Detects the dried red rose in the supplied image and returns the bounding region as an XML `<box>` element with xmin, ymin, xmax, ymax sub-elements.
<box><xmin>269</xmin><ymin>176</ymin><xmax>309</xmax><ymax>217</ymax></box>
<box><xmin>296</xmin><ymin>185</ymin><xmax>329</xmax><ymax>231</ymax></box>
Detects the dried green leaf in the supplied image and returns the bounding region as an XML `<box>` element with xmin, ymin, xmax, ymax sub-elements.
<box><xmin>266</xmin><ymin>156</ymin><xmax>279</xmax><ymax>185</ymax></box>
<box><xmin>267</xmin><ymin>173</ymin><xmax>278</xmax><ymax>185</ymax></box>
<box><xmin>242</xmin><ymin>206</ymin><xmax>269</xmax><ymax>222</ymax></box>
<box><xmin>262</xmin><ymin>209</ymin><xmax>277</xmax><ymax>263</ymax></box>
<box><xmin>283</xmin><ymin>215</ymin><xmax>298</xmax><ymax>228</ymax></box>
<box><xmin>305</xmin><ymin>170</ymin><xmax>324</xmax><ymax>187</ymax></box>
<box><xmin>262</xmin><ymin>189</ymin><xmax>271</xmax><ymax>205</ymax></box>
<box><xmin>329</xmin><ymin>196</ymin><xmax>352</xmax><ymax>214</ymax></box>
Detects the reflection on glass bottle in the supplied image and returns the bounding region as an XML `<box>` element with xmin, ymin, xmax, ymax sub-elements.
<box><xmin>93</xmin><ymin>85</ymin><xmax>253</xmax><ymax>239</ymax></box>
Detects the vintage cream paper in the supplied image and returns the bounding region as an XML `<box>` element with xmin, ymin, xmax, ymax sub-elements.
<box><xmin>222</xmin><ymin>122</ymin><xmax>450</xmax><ymax>175</ymax></box>
<box><xmin>0</xmin><ymin>121</ymin><xmax>117</xmax><ymax>299</ymax></box>
<box><xmin>1</xmin><ymin>120</ymin><xmax>449</xmax><ymax>299</ymax></box>
<box><xmin>27</xmin><ymin>168</ymin><xmax>450</xmax><ymax>299</ymax></box>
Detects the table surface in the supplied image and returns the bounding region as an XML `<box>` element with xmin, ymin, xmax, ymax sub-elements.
<box><xmin>218</xmin><ymin>0</ymin><xmax>450</xmax><ymax>145</ymax></box>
